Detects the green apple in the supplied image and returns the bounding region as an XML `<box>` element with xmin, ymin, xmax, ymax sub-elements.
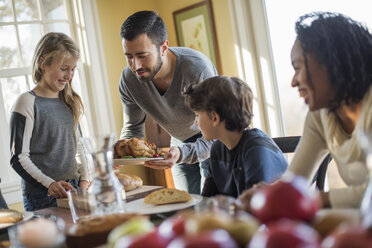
<box><xmin>227</xmin><ymin>211</ymin><xmax>259</xmax><ymax>246</ymax></box>
<box><xmin>107</xmin><ymin>217</ymin><xmax>155</xmax><ymax>248</ymax></box>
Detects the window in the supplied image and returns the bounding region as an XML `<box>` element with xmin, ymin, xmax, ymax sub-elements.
<box><xmin>228</xmin><ymin>0</ymin><xmax>284</xmax><ymax>137</ymax></box>
<box><xmin>0</xmin><ymin>0</ymin><xmax>114</xmax><ymax>204</ymax></box>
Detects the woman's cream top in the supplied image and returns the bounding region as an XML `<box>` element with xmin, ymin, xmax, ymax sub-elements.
<box><xmin>288</xmin><ymin>86</ymin><xmax>372</xmax><ymax>208</ymax></box>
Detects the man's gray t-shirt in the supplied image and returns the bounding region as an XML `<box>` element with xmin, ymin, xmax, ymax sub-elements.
<box><xmin>119</xmin><ymin>47</ymin><xmax>217</xmax><ymax>163</ymax></box>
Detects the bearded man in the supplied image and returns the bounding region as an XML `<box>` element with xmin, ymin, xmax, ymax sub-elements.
<box><xmin>118</xmin><ymin>11</ymin><xmax>217</xmax><ymax>194</ymax></box>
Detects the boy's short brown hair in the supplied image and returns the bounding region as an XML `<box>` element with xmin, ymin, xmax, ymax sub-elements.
<box><xmin>183</xmin><ymin>76</ymin><xmax>253</xmax><ymax>132</ymax></box>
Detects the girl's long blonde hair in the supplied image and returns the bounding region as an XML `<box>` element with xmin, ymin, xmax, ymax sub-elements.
<box><xmin>31</xmin><ymin>32</ymin><xmax>84</xmax><ymax>128</ymax></box>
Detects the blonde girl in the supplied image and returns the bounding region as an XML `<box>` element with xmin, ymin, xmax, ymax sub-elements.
<box><xmin>10</xmin><ymin>32</ymin><xmax>89</xmax><ymax>211</ymax></box>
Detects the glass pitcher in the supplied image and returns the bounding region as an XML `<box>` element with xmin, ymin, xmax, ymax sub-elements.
<box><xmin>81</xmin><ymin>133</ymin><xmax>126</xmax><ymax>215</ymax></box>
<box><xmin>358</xmin><ymin>130</ymin><xmax>372</xmax><ymax>227</ymax></box>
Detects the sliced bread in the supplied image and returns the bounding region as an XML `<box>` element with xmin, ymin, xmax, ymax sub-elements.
<box><xmin>143</xmin><ymin>188</ymin><xmax>191</xmax><ymax>205</ymax></box>
<box><xmin>0</xmin><ymin>209</ymin><xmax>23</xmax><ymax>223</ymax></box>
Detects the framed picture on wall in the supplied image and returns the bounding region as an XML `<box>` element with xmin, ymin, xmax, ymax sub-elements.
<box><xmin>173</xmin><ymin>0</ymin><xmax>222</xmax><ymax>73</ymax></box>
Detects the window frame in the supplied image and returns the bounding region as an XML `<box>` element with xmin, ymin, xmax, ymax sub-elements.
<box><xmin>0</xmin><ymin>0</ymin><xmax>115</xmax><ymax>204</ymax></box>
<box><xmin>228</xmin><ymin>0</ymin><xmax>284</xmax><ymax>137</ymax></box>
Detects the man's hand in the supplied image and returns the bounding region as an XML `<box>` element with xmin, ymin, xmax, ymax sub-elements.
<box><xmin>79</xmin><ymin>180</ymin><xmax>90</xmax><ymax>190</ymax></box>
<box><xmin>144</xmin><ymin>146</ymin><xmax>181</xmax><ymax>169</ymax></box>
<box><xmin>48</xmin><ymin>181</ymin><xmax>75</xmax><ymax>199</ymax></box>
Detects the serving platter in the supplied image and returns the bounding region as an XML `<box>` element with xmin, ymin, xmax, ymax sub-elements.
<box><xmin>0</xmin><ymin>211</ymin><xmax>34</xmax><ymax>229</ymax></box>
<box><xmin>113</xmin><ymin>157</ymin><xmax>164</xmax><ymax>166</ymax></box>
<box><xmin>125</xmin><ymin>194</ymin><xmax>203</xmax><ymax>215</ymax></box>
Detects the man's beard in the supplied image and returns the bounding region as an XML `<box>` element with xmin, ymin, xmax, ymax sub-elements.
<box><xmin>136</xmin><ymin>54</ymin><xmax>162</xmax><ymax>82</ymax></box>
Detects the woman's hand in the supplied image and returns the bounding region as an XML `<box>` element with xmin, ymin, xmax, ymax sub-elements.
<box><xmin>144</xmin><ymin>146</ymin><xmax>181</xmax><ymax>169</ymax></box>
<box><xmin>48</xmin><ymin>181</ymin><xmax>75</xmax><ymax>198</ymax></box>
<box><xmin>79</xmin><ymin>180</ymin><xmax>90</xmax><ymax>190</ymax></box>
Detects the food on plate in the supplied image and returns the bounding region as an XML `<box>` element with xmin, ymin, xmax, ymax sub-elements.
<box><xmin>68</xmin><ymin>213</ymin><xmax>141</xmax><ymax>236</ymax></box>
<box><xmin>16</xmin><ymin>218</ymin><xmax>62</xmax><ymax>248</ymax></box>
<box><xmin>144</xmin><ymin>188</ymin><xmax>191</xmax><ymax>205</ymax></box>
<box><xmin>66</xmin><ymin>213</ymin><xmax>141</xmax><ymax>248</ymax></box>
<box><xmin>250</xmin><ymin>174</ymin><xmax>321</xmax><ymax>223</ymax></box>
<box><xmin>0</xmin><ymin>209</ymin><xmax>23</xmax><ymax>223</ymax></box>
<box><xmin>0</xmin><ymin>241</ymin><xmax>10</xmax><ymax>247</ymax></box>
<box><xmin>115</xmin><ymin>172</ymin><xmax>143</xmax><ymax>191</ymax></box>
<box><xmin>114</xmin><ymin>138</ymin><xmax>159</xmax><ymax>158</ymax></box>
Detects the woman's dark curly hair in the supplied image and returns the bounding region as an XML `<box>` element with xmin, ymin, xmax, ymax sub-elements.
<box><xmin>295</xmin><ymin>12</ymin><xmax>372</xmax><ymax>109</ymax></box>
<box><xmin>183</xmin><ymin>76</ymin><xmax>253</xmax><ymax>132</ymax></box>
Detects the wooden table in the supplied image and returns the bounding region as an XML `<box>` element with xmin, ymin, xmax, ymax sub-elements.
<box><xmin>34</xmin><ymin>185</ymin><xmax>163</xmax><ymax>227</ymax></box>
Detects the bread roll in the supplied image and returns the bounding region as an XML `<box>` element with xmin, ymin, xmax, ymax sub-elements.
<box><xmin>115</xmin><ymin>172</ymin><xmax>143</xmax><ymax>191</ymax></box>
<box><xmin>144</xmin><ymin>188</ymin><xmax>191</xmax><ymax>205</ymax></box>
<box><xmin>0</xmin><ymin>209</ymin><xmax>23</xmax><ymax>223</ymax></box>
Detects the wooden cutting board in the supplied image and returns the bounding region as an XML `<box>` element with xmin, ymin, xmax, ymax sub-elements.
<box><xmin>57</xmin><ymin>185</ymin><xmax>163</xmax><ymax>209</ymax></box>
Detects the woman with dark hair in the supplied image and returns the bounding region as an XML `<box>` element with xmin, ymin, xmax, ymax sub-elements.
<box><xmin>238</xmin><ymin>12</ymin><xmax>372</xmax><ymax>209</ymax></box>
<box><xmin>288</xmin><ymin>12</ymin><xmax>372</xmax><ymax>208</ymax></box>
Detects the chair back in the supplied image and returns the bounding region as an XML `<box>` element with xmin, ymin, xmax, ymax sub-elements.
<box><xmin>272</xmin><ymin>136</ymin><xmax>331</xmax><ymax>190</ymax></box>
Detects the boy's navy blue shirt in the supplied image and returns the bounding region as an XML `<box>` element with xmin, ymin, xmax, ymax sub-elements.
<box><xmin>202</xmin><ymin>128</ymin><xmax>288</xmax><ymax>197</ymax></box>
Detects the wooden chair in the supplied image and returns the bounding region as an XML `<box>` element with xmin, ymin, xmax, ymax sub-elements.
<box><xmin>272</xmin><ymin>136</ymin><xmax>332</xmax><ymax>190</ymax></box>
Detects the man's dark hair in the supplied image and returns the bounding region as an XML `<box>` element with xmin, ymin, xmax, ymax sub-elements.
<box><xmin>183</xmin><ymin>76</ymin><xmax>254</xmax><ymax>132</ymax></box>
<box><xmin>295</xmin><ymin>12</ymin><xmax>372</xmax><ymax>109</ymax></box>
<box><xmin>120</xmin><ymin>10</ymin><xmax>167</xmax><ymax>47</ymax></box>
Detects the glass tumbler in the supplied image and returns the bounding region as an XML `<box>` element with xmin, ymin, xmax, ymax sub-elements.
<box><xmin>67</xmin><ymin>188</ymin><xmax>96</xmax><ymax>223</ymax></box>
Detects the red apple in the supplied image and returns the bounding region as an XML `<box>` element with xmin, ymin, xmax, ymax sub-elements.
<box><xmin>113</xmin><ymin>229</ymin><xmax>169</xmax><ymax>248</ymax></box>
<box><xmin>248</xmin><ymin>219</ymin><xmax>320</xmax><ymax>248</ymax></box>
<box><xmin>250</xmin><ymin>175</ymin><xmax>321</xmax><ymax>223</ymax></box>
<box><xmin>321</xmin><ymin>223</ymin><xmax>372</xmax><ymax>248</ymax></box>
<box><xmin>158</xmin><ymin>214</ymin><xmax>187</xmax><ymax>240</ymax></box>
<box><xmin>167</xmin><ymin>229</ymin><xmax>239</xmax><ymax>248</ymax></box>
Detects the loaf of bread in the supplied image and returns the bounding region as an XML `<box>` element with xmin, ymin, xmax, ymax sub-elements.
<box><xmin>0</xmin><ymin>209</ymin><xmax>23</xmax><ymax>223</ymax></box>
<box><xmin>115</xmin><ymin>172</ymin><xmax>143</xmax><ymax>191</ymax></box>
<box><xmin>144</xmin><ymin>188</ymin><xmax>191</xmax><ymax>205</ymax></box>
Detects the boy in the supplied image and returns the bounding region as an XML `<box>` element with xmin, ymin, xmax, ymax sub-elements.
<box><xmin>183</xmin><ymin>76</ymin><xmax>288</xmax><ymax>197</ymax></box>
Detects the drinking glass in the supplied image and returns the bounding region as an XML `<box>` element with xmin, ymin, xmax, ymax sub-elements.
<box><xmin>80</xmin><ymin>133</ymin><xmax>126</xmax><ymax>216</ymax></box>
<box><xmin>67</xmin><ymin>188</ymin><xmax>96</xmax><ymax>223</ymax></box>
<box><xmin>194</xmin><ymin>195</ymin><xmax>236</xmax><ymax>216</ymax></box>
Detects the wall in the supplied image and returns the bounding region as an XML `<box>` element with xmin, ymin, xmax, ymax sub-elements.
<box><xmin>95</xmin><ymin>0</ymin><xmax>238</xmax><ymax>181</ymax></box>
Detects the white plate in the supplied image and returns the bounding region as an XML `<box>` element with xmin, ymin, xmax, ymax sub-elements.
<box><xmin>113</xmin><ymin>157</ymin><xmax>164</xmax><ymax>166</ymax></box>
<box><xmin>125</xmin><ymin>194</ymin><xmax>203</xmax><ymax>215</ymax></box>
<box><xmin>0</xmin><ymin>211</ymin><xmax>34</xmax><ymax>229</ymax></box>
